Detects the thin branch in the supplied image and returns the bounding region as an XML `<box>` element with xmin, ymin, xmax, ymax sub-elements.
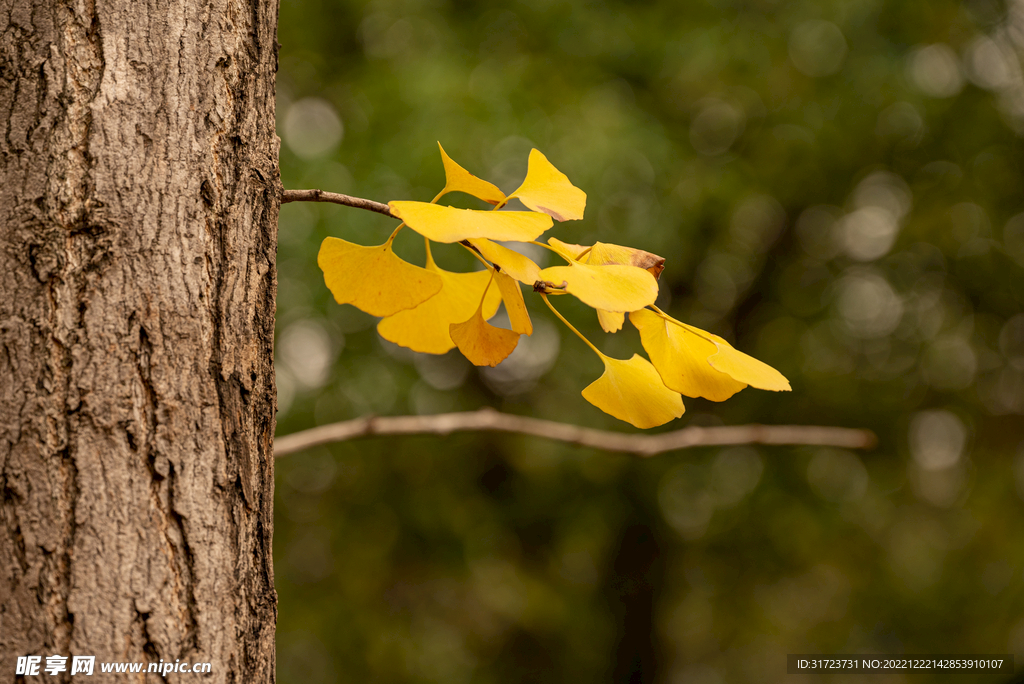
<box><xmin>281</xmin><ymin>188</ymin><xmax>394</xmax><ymax>218</ymax></box>
<box><xmin>273</xmin><ymin>408</ymin><xmax>877</xmax><ymax>458</ymax></box>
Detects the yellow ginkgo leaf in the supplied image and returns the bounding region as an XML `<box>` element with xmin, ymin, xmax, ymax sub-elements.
<box><xmin>536</xmin><ymin>262</ymin><xmax>658</xmax><ymax>312</ymax></box>
<box><xmin>389</xmin><ymin>201</ymin><xmax>552</xmax><ymax>243</ymax></box>
<box><xmin>494</xmin><ymin>270</ymin><xmax>533</xmax><ymax>335</ymax></box>
<box><xmin>450</xmin><ymin>306</ymin><xmax>521</xmax><ymax>367</ymax></box>
<box><xmin>547</xmin><ymin>238</ymin><xmax>666</xmax><ymax>285</ymax></box>
<box><xmin>467</xmin><ymin>238</ymin><xmax>541</xmax><ymax>284</ymax></box>
<box><xmin>582</xmin><ymin>354</ymin><xmax>685</xmax><ymax>428</ymax></box>
<box><xmin>318</xmin><ymin>236</ymin><xmax>442</xmax><ymax>317</ymax></box>
<box><xmin>629</xmin><ymin>309</ymin><xmax>746</xmax><ymax>401</ymax></box>
<box><xmin>377</xmin><ymin>253</ymin><xmax>501</xmax><ymax>354</ymax></box>
<box><xmin>437</xmin><ymin>143</ymin><xmax>506</xmax><ymax>205</ymax></box>
<box><xmin>705</xmin><ymin>332</ymin><xmax>791</xmax><ymax>392</ymax></box>
<box><xmin>586</xmin><ymin>242</ymin><xmax>666</xmax><ymax>279</ymax></box>
<box><xmin>547</xmin><ymin>237</ymin><xmax>590</xmax><ymax>262</ymax></box>
<box><xmin>508</xmin><ymin>149</ymin><xmax>587</xmax><ymax>221</ymax></box>
<box><xmin>597</xmin><ymin>310</ymin><xmax>625</xmax><ymax>333</ymax></box>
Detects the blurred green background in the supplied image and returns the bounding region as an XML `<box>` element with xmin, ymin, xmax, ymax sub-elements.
<box><xmin>272</xmin><ymin>0</ymin><xmax>1024</xmax><ymax>681</ymax></box>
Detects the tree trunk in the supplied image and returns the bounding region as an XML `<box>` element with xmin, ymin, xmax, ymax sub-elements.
<box><xmin>0</xmin><ymin>0</ymin><xmax>279</xmax><ymax>679</ymax></box>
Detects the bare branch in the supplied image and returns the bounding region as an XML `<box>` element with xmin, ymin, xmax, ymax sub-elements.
<box><xmin>274</xmin><ymin>408</ymin><xmax>877</xmax><ymax>458</ymax></box>
<box><xmin>281</xmin><ymin>188</ymin><xmax>395</xmax><ymax>218</ymax></box>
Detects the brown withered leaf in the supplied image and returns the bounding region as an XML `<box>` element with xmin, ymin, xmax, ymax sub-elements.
<box><xmin>586</xmin><ymin>242</ymin><xmax>666</xmax><ymax>279</ymax></box>
<box><xmin>546</xmin><ymin>238</ymin><xmax>666</xmax><ymax>279</ymax></box>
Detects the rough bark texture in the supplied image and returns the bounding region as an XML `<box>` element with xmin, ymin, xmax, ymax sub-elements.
<box><xmin>0</xmin><ymin>0</ymin><xmax>279</xmax><ymax>679</ymax></box>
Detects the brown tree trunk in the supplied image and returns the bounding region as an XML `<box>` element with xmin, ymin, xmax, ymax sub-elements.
<box><xmin>0</xmin><ymin>0</ymin><xmax>279</xmax><ymax>679</ymax></box>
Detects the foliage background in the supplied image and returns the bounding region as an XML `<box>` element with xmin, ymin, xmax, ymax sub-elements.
<box><xmin>272</xmin><ymin>0</ymin><xmax>1024</xmax><ymax>681</ymax></box>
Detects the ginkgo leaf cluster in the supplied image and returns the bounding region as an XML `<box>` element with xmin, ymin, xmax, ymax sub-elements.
<box><xmin>317</xmin><ymin>143</ymin><xmax>790</xmax><ymax>428</ymax></box>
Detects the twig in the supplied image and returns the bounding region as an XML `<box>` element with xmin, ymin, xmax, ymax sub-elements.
<box><xmin>274</xmin><ymin>408</ymin><xmax>877</xmax><ymax>458</ymax></box>
<box><xmin>281</xmin><ymin>188</ymin><xmax>394</xmax><ymax>218</ymax></box>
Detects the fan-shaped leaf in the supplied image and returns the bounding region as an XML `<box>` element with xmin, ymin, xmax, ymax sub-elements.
<box><xmin>508</xmin><ymin>149</ymin><xmax>586</xmax><ymax>221</ymax></box>
<box><xmin>587</xmin><ymin>242</ymin><xmax>666</xmax><ymax>279</ymax></box>
<box><xmin>536</xmin><ymin>262</ymin><xmax>658</xmax><ymax>312</ymax></box>
<box><xmin>437</xmin><ymin>143</ymin><xmax>506</xmax><ymax>205</ymax></box>
<box><xmin>318</xmin><ymin>237</ymin><xmax>442</xmax><ymax>317</ymax></box>
<box><xmin>377</xmin><ymin>255</ymin><xmax>501</xmax><ymax>354</ymax></box>
<box><xmin>390</xmin><ymin>201</ymin><xmax>552</xmax><ymax>243</ymax></box>
<box><xmin>494</xmin><ymin>270</ymin><xmax>532</xmax><ymax>335</ymax></box>
<box><xmin>581</xmin><ymin>354</ymin><xmax>685</xmax><ymax>428</ymax></box>
<box><xmin>450</xmin><ymin>307</ymin><xmax>520</xmax><ymax>367</ymax></box>
<box><xmin>706</xmin><ymin>332</ymin><xmax>791</xmax><ymax>392</ymax></box>
<box><xmin>630</xmin><ymin>309</ymin><xmax>746</xmax><ymax>401</ymax></box>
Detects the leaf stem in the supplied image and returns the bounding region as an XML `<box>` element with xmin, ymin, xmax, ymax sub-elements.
<box><xmin>477</xmin><ymin>269</ymin><xmax>496</xmax><ymax>310</ymax></box>
<box><xmin>542</xmin><ymin>294</ymin><xmax>605</xmax><ymax>358</ymax></box>
<box><xmin>423</xmin><ymin>237</ymin><xmax>435</xmax><ymax>268</ymax></box>
<box><xmin>386</xmin><ymin>223</ymin><xmax>406</xmax><ymax>244</ymax></box>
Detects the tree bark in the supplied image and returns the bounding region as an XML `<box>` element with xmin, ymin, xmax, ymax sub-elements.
<box><xmin>0</xmin><ymin>0</ymin><xmax>279</xmax><ymax>679</ymax></box>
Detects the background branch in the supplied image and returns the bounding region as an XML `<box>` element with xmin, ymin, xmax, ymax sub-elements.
<box><xmin>281</xmin><ymin>188</ymin><xmax>395</xmax><ymax>217</ymax></box>
<box><xmin>274</xmin><ymin>408</ymin><xmax>877</xmax><ymax>458</ymax></box>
